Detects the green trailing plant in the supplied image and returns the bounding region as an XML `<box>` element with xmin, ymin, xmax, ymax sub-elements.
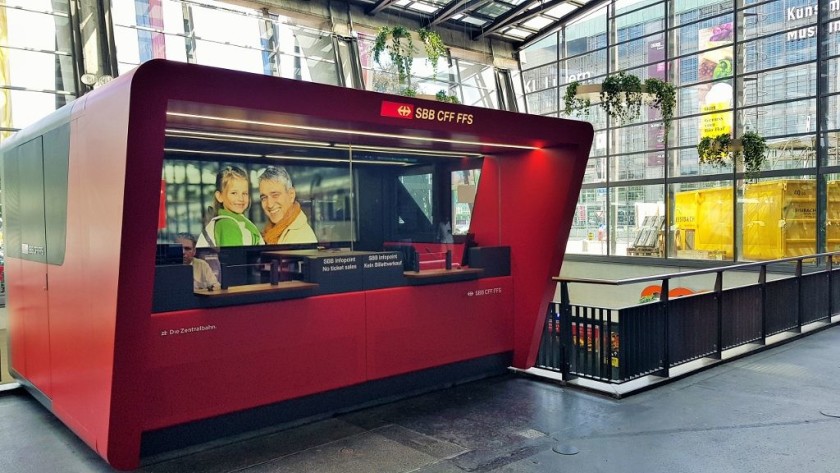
<box><xmin>697</xmin><ymin>133</ymin><xmax>733</xmax><ymax>167</ymax></box>
<box><xmin>435</xmin><ymin>89</ymin><xmax>459</xmax><ymax>104</ymax></box>
<box><xmin>401</xmin><ymin>87</ymin><xmax>417</xmax><ymax>98</ymax></box>
<box><xmin>563</xmin><ymin>81</ymin><xmax>591</xmax><ymax>116</ymax></box>
<box><xmin>563</xmin><ymin>74</ymin><xmax>676</xmax><ymax>140</ymax></box>
<box><xmin>600</xmin><ymin>72</ymin><xmax>643</xmax><ymax>124</ymax></box>
<box><xmin>643</xmin><ymin>78</ymin><xmax>676</xmax><ymax>136</ymax></box>
<box><xmin>373</xmin><ymin>26</ymin><xmax>414</xmax><ymax>85</ymax></box>
<box><xmin>697</xmin><ymin>132</ymin><xmax>767</xmax><ymax>179</ymax></box>
<box><xmin>373</xmin><ymin>27</ymin><xmax>448</xmax><ymax>90</ymax></box>
<box><xmin>418</xmin><ymin>28</ymin><xmax>447</xmax><ymax>73</ymax></box>
<box><xmin>739</xmin><ymin>131</ymin><xmax>767</xmax><ymax>178</ymax></box>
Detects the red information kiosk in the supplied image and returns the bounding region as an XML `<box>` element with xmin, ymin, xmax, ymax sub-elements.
<box><xmin>0</xmin><ymin>60</ymin><xmax>592</xmax><ymax>470</ymax></box>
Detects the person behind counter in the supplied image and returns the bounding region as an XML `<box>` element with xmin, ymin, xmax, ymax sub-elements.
<box><xmin>258</xmin><ymin>166</ymin><xmax>317</xmax><ymax>244</ymax></box>
<box><xmin>175</xmin><ymin>233</ymin><xmax>221</xmax><ymax>290</ymax></box>
<box><xmin>198</xmin><ymin>165</ymin><xmax>265</xmax><ymax>247</ymax></box>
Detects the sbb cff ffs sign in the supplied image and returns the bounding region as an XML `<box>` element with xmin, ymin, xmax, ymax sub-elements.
<box><xmin>380</xmin><ymin>100</ymin><xmax>474</xmax><ymax>125</ymax></box>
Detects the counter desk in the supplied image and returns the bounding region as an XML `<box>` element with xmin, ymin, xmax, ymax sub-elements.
<box><xmin>144</xmin><ymin>247</ymin><xmax>511</xmax><ymax>455</ymax></box>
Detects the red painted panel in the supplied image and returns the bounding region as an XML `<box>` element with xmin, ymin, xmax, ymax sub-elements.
<box><xmin>144</xmin><ymin>293</ymin><xmax>367</xmax><ymax>430</ymax></box>
<box><xmin>366</xmin><ymin>277</ymin><xmax>514</xmax><ymax>379</ymax></box>
<box><xmin>19</xmin><ymin>260</ymin><xmax>51</xmax><ymax>395</ymax></box>
<box><xmin>45</xmin><ymin>83</ymin><xmax>132</xmax><ymax>463</ymax></box>
<box><xmin>498</xmin><ymin>149</ymin><xmax>590</xmax><ymax>368</ymax></box>
<box><xmin>470</xmin><ymin>147</ymin><xmax>592</xmax><ymax>368</ymax></box>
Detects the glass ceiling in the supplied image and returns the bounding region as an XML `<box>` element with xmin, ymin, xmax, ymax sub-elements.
<box><xmin>357</xmin><ymin>0</ymin><xmax>598</xmax><ymax>43</ymax></box>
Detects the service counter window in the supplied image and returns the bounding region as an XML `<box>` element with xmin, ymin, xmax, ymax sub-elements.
<box><xmin>153</xmin><ymin>104</ymin><xmax>490</xmax><ymax>310</ymax></box>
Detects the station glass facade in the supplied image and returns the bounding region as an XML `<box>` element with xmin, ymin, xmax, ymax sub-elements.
<box><xmin>519</xmin><ymin>0</ymin><xmax>840</xmax><ymax>261</ymax></box>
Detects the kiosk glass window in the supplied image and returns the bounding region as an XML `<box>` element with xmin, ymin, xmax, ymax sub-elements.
<box><xmin>452</xmin><ymin>170</ymin><xmax>481</xmax><ymax>236</ymax></box>
<box><xmin>396</xmin><ymin>172</ymin><xmax>435</xmax><ymax>239</ymax></box>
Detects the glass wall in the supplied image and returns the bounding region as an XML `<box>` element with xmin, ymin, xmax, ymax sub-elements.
<box><xmin>521</xmin><ymin>0</ymin><xmax>840</xmax><ymax>261</ymax></box>
<box><xmin>0</xmin><ymin>0</ymin><xmax>77</xmax><ymax>135</ymax></box>
<box><xmin>111</xmin><ymin>0</ymin><xmax>340</xmax><ymax>84</ymax></box>
<box><xmin>358</xmin><ymin>32</ymin><xmax>499</xmax><ymax>108</ymax></box>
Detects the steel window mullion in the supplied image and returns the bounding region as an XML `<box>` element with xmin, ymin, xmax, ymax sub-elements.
<box><xmin>609</xmin><ymin>29</ymin><xmax>666</xmax><ymax>51</ymax></box>
<box><xmin>736</xmin><ymin>57</ymin><xmax>816</xmax><ymax>79</ymax></box>
<box><xmin>610</xmin><ymin>0</ymin><xmax>666</xmax><ymax>21</ymax></box>
<box><xmin>670</xmin><ymin>10</ymin><xmax>735</xmax><ymax>34</ymax></box>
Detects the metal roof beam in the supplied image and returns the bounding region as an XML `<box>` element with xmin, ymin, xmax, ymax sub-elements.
<box><xmin>474</xmin><ymin>0</ymin><xmax>569</xmax><ymax>40</ymax></box>
<box><xmin>426</xmin><ymin>0</ymin><xmax>493</xmax><ymax>26</ymax></box>
<box><xmin>366</xmin><ymin>0</ymin><xmax>400</xmax><ymax>15</ymax></box>
<box><xmin>518</xmin><ymin>0</ymin><xmax>607</xmax><ymax>49</ymax></box>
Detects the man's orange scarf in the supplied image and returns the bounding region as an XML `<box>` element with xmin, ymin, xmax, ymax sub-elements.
<box><xmin>263</xmin><ymin>201</ymin><xmax>301</xmax><ymax>244</ymax></box>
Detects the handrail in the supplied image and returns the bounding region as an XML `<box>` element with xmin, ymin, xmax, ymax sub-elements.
<box><xmin>553</xmin><ymin>251</ymin><xmax>840</xmax><ymax>286</ymax></box>
<box><xmin>538</xmin><ymin>249</ymin><xmax>840</xmax><ymax>387</ymax></box>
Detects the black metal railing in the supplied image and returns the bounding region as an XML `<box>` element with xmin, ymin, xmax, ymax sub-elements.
<box><xmin>537</xmin><ymin>252</ymin><xmax>840</xmax><ymax>384</ymax></box>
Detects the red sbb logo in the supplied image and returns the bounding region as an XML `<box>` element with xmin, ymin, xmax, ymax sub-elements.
<box><xmin>381</xmin><ymin>101</ymin><xmax>414</xmax><ymax>119</ymax></box>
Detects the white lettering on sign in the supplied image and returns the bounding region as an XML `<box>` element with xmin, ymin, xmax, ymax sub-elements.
<box><xmin>161</xmin><ymin>325</ymin><xmax>217</xmax><ymax>336</ymax></box>
<box><xmin>322</xmin><ymin>256</ymin><xmax>358</xmax><ymax>272</ymax></box>
<box><xmin>566</xmin><ymin>72</ymin><xmax>591</xmax><ymax>83</ymax></box>
<box><xmin>784</xmin><ymin>2</ymin><xmax>840</xmax><ymax>41</ymax></box>
<box><xmin>467</xmin><ymin>287</ymin><xmax>503</xmax><ymax>297</ymax></box>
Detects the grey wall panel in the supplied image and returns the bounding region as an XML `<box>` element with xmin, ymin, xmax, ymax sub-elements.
<box><xmin>17</xmin><ymin>137</ymin><xmax>47</xmax><ymax>264</ymax></box>
<box><xmin>42</xmin><ymin>125</ymin><xmax>70</xmax><ymax>265</ymax></box>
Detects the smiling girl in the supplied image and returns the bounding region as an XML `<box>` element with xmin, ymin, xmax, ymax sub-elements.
<box><xmin>198</xmin><ymin>165</ymin><xmax>264</xmax><ymax>247</ymax></box>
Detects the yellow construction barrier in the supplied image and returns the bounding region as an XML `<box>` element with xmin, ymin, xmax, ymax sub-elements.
<box><xmin>828</xmin><ymin>180</ymin><xmax>840</xmax><ymax>253</ymax></box>
<box><xmin>742</xmin><ymin>180</ymin><xmax>816</xmax><ymax>259</ymax></box>
<box><xmin>674</xmin><ymin>186</ymin><xmax>733</xmax><ymax>259</ymax></box>
<box><xmin>673</xmin><ymin>179</ymin><xmax>830</xmax><ymax>260</ymax></box>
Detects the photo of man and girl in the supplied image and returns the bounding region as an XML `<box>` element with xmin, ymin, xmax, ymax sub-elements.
<box><xmin>197</xmin><ymin>164</ymin><xmax>318</xmax><ymax>248</ymax></box>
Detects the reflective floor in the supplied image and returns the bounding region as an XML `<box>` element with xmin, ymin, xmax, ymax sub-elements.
<box><xmin>1</xmin><ymin>324</ymin><xmax>840</xmax><ymax>472</ymax></box>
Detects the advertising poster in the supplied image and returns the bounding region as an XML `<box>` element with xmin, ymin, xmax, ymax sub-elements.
<box><xmin>159</xmin><ymin>160</ymin><xmax>354</xmax><ymax>248</ymax></box>
<box><xmin>698</xmin><ymin>22</ymin><xmax>734</xmax><ymax>138</ymax></box>
<box><xmin>647</xmin><ymin>39</ymin><xmax>666</xmax><ymax>166</ymax></box>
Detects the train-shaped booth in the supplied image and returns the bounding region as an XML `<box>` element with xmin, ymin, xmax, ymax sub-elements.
<box><xmin>0</xmin><ymin>60</ymin><xmax>593</xmax><ymax>470</ymax></box>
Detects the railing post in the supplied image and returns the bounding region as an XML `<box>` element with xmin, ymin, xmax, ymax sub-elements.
<box><xmin>660</xmin><ymin>278</ymin><xmax>670</xmax><ymax>378</ymax></box>
<box><xmin>715</xmin><ymin>271</ymin><xmax>723</xmax><ymax>359</ymax></box>
<box><xmin>796</xmin><ymin>259</ymin><xmax>803</xmax><ymax>332</ymax></box>
<box><xmin>759</xmin><ymin>265</ymin><xmax>767</xmax><ymax>345</ymax></box>
<box><xmin>560</xmin><ymin>281</ymin><xmax>575</xmax><ymax>381</ymax></box>
<box><xmin>829</xmin><ymin>256</ymin><xmax>834</xmax><ymax>319</ymax></box>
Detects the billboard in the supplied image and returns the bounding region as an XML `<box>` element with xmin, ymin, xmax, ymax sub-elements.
<box><xmin>698</xmin><ymin>22</ymin><xmax>734</xmax><ymax>139</ymax></box>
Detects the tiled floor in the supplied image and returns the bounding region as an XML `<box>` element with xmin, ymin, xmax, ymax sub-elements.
<box><xmin>2</xmin><ymin>325</ymin><xmax>840</xmax><ymax>472</ymax></box>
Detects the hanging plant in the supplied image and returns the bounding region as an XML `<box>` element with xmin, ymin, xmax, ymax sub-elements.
<box><xmin>562</xmin><ymin>74</ymin><xmax>676</xmax><ymax>141</ymax></box>
<box><xmin>643</xmin><ymin>78</ymin><xmax>676</xmax><ymax>136</ymax></box>
<box><xmin>600</xmin><ymin>72</ymin><xmax>643</xmax><ymax>124</ymax></box>
<box><xmin>401</xmin><ymin>87</ymin><xmax>417</xmax><ymax>98</ymax></box>
<box><xmin>418</xmin><ymin>28</ymin><xmax>447</xmax><ymax>73</ymax></box>
<box><xmin>697</xmin><ymin>133</ymin><xmax>732</xmax><ymax>167</ymax></box>
<box><xmin>435</xmin><ymin>89</ymin><xmax>459</xmax><ymax>104</ymax></box>
<box><xmin>739</xmin><ymin>131</ymin><xmax>767</xmax><ymax>179</ymax></box>
<box><xmin>373</xmin><ymin>26</ymin><xmax>414</xmax><ymax>85</ymax></box>
<box><xmin>563</xmin><ymin>81</ymin><xmax>591</xmax><ymax>117</ymax></box>
<box><xmin>697</xmin><ymin>131</ymin><xmax>766</xmax><ymax>179</ymax></box>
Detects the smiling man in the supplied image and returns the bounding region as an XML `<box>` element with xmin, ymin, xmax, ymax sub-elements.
<box><xmin>258</xmin><ymin>166</ymin><xmax>318</xmax><ymax>245</ymax></box>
